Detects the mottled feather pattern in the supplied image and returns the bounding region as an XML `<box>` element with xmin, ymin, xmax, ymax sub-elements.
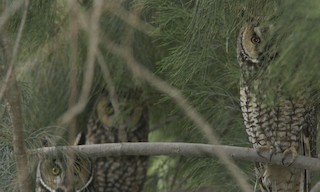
<box><xmin>85</xmin><ymin>93</ymin><xmax>149</xmax><ymax>192</ymax></box>
<box><xmin>238</xmin><ymin>23</ymin><xmax>318</xmax><ymax>192</ymax></box>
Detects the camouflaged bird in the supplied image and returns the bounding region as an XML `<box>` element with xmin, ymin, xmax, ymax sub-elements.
<box><xmin>36</xmin><ymin>155</ymin><xmax>94</xmax><ymax>192</ymax></box>
<box><xmin>237</xmin><ymin>21</ymin><xmax>318</xmax><ymax>192</ymax></box>
<box><xmin>36</xmin><ymin>138</ymin><xmax>94</xmax><ymax>192</ymax></box>
<box><xmin>85</xmin><ymin>91</ymin><xmax>149</xmax><ymax>192</ymax></box>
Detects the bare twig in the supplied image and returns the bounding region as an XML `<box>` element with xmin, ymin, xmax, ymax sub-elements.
<box><xmin>114</xmin><ymin>2</ymin><xmax>144</xmax><ymax>142</ymax></box>
<box><xmin>69</xmin><ymin>1</ymin><xmax>252</xmax><ymax>191</ymax></box>
<box><xmin>6</xmin><ymin>72</ymin><xmax>32</xmax><ymax>192</ymax></box>
<box><xmin>96</xmin><ymin>52</ymin><xmax>121</xmax><ymax>113</ymax></box>
<box><xmin>96</xmin><ymin>52</ymin><xmax>122</xmax><ymax>130</ymax></box>
<box><xmin>29</xmin><ymin>1</ymin><xmax>251</xmax><ymax>190</ymax></box>
<box><xmin>96</xmin><ymin>49</ymin><xmax>127</xmax><ymax>142</ymax></box>
<box><xmin>65</xmin><ymin>2</ymin><xmax>80</xmax><ymax>189</ymax></box>
<box><xmin>31</xmin><ymin>142</ymin><xmax>320</xmax><ymax>172</ymax></box>
<box><xmin>103</xmin><ymin>0</ymin><xmax>155</xmax><ymax>35</ymax></box>
<box><xmin>0</xmin><ymin>60</ymin><xmax>13</xmax><ymax>100</ymax></box>
<box><xmin>3</xmin><ymin>1</ymin><xmax>31</xmax><ymax>191</ymax></box>
<box><xmin>59</xmin><ymin>0</ymin><xmax>103</xmax><ymax>125</ymax></box>
<box><xmin>0</xmin><ymin>1</ymin><xmax>25</xmax><ymax>100</ymax></box>
<box><xmin>67</xmin><ymin>0</ymin><xmax>80</xmax><ymax>144</ymax></box>
<box><xmin>102</xmin><ymin>37</ymin><xmax>252</xmax><ymax>191</ymax></box>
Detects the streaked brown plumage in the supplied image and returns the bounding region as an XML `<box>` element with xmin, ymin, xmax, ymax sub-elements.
<box><xmin>85</xmin><ymin>91</ymin><xmax>149</xmax><ymax>192</ymax></box>
<box><xmin>237</xmin><ymin>22</ymin><xmax>317</xmax><ymax>192</ymax></box>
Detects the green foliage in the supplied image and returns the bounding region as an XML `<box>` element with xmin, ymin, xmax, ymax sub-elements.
<box><xmin>263</xmin><ymin>1</ymin><xmax>320</xmax><ymax>102</ymax></box>
<box><xmin>144</xmin><ymin>1</ymin><xmax>252</xmax><ymax>191</ymax></box>
<box><xmin>1</xmin><ymin>0</ymin><xmax>320</xmax><ymax>191</ymax></box>
<box><xmin>146</xmin><ymin>0</ymin><xmax>320</xmax><ymax>191</ymax></box>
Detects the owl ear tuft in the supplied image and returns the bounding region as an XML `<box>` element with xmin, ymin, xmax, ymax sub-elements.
<box><xmin>74</xmin><ymin>132</ymin><xmax>86</xmax><ymax>145</ymax></box>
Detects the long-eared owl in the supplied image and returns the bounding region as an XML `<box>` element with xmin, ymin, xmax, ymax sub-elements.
<box><xmin>85</xmin><ymin>90</ymin><xmax>149</xmax><ymax>192</ymax></box>
<box><xmin>237</xmin><ymin>21</ymin><xmax>318</xmax><ymax>191</ymax></box>
<box><xmin>36</xmin><ymin>150</ymin><xmax>94</xmax><ymax>192</ymax></box>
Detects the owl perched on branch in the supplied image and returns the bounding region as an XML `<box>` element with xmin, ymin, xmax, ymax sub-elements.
<box><xmin>237</xmin><ymin>21</ymin><xmax>318</xmax><ymax>191</ymax></box>
<box><xmin>85</xmin><ymin>91</ymin><xmax>149</xmax><ymax>192</ymax></box>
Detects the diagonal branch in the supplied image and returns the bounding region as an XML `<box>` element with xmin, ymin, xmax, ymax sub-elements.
<box><xmin>58</xmin><ymin>2</ymin><xmax>252</xmax><ymax>191</ymax></box>
<box><xmin>102</xmin><ymin>37</ymin><xmax>252</xmax><ymax>192</ymax></box>
<box><xmin>97</xmin><ymin>2</ymin><xmax>252</xmax><ymax>190</ymax></box>
<box><xmin>59</xmin><ymin>0</ymin><xmax>103</xmax><ymax>125</ymax></box>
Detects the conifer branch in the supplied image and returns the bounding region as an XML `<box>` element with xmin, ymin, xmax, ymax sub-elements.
<box><xmin>102</xmin><ymin>33</ymin><xmax>253</xmax><ymax>192</ymax></box>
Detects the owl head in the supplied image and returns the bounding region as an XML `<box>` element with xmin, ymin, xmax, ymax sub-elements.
<box><xmin>238</xmin><ymin>23</ymin><xmax>261</xmax><ymax>63</ymax></box>
<box><xmin>36</xmin><ymin>154</ymin><xmax>92</xmax><ymax>192</ymax></box>
<box><xmin>237</xmin><ymin>21</ymin><xmax>270</xmax><ymax>65</ymax></box>
<box><xmin>95</xmin><ymin>94</ymin><xmax>145</xmax><ymax>132</ymax></box>
<box><xmin>237</xmin><ymin>20</ymin><xmax>277</xmax><ymax>84</ymax></box>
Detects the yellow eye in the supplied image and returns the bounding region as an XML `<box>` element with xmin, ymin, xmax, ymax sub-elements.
<box><xmin>51</xmin><ymin>166</ymin><xmax>61</xmax><ymax>176</ymax></box>
<box><xmin>251</xmin><ymin>35</ymin><xmax>261</xmax><ymax>44</ymax></box>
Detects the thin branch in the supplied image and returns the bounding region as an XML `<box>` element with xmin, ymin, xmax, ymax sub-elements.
<box><xmin>31</xmin><ymin>142</ymin><xmax>320</xmax><ymax>171</ymax></box>
<box><xmin>96</xmin><ymin>52</ymin><xmax>122</xmax><ymax>131</ymax></box>
<box><xmin>96</xmin><ymin>48</ymin><xmax>127</xmax><ymax>142</ymax></box>
<box><xmin>102</xmin><ymin>36</ymin><xmax>252</xmax><ymax>192</ymax></box>
<box><xmin>103</xmin><ymin>0</ymin><xmax>155</xmax><ymax>35</ymax></box>
<box><xmin>59</xmin><ymin>0</ymin><xmax>103</xmax><ymax>125</ymax></box>
<box><xmin>60</xmin><ymin>2</ymin><xmax>251</xmax><ymax>190</ymax></box>
<box><xmin>65</xmin><ymin>2</ymin><xmax>80</xmax><ymax>190</ymax></box>
<box><xmin>96</xmin><ymin>52</ymin><xmax>121</xmax><ymax>112</ymax></box>
<box><xmin>3</xmin><ymin>0</ymin><xmax>31</xmax><ymax>191</ymax></box>
<box><xmin>6</xmin><ymin>73</ymin><xmax>32</xmax><ymax>192</ymax></box>
<box><xmin>67</xmin><ymin>0</ymin><xmax>80</xmax><ymax>144</ymax></box>
<box><xmin>0</xmin><ymin>1</ymin><xmax>26</xmax><ymax>100</ymax></box>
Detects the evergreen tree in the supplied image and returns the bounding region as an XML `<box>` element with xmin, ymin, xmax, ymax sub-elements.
<box><xmin>1</xmin><ymin>0</ymin><xmax>320</xmax><ymax>191</ymax></box>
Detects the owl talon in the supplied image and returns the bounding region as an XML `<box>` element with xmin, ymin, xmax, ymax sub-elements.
<box><xmin>256</xmin><ymin>146</ymin><xmax>274</xmax><ymax>162</ymax></box>
<box><xmin>281</xmin><ymin>146</ymin><xmax>298</xmax><ymax>167</ymax></box>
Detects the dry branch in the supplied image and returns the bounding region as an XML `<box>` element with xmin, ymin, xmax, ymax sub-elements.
<box><xmin>94</xmin><ymin>2</ymin><xmax>251</xmax><ymax>191</ymax></box>
<box><xmin>59</xmin><ymin>0</ymin><xmax>103</xmax><ymax>125</ymax></box>
<box><xmin>31</xmin><ymin>142</ymin><xmax>320</xmax><ymax>171</ymax></box>
<box><xmin>102</xmin><ymin>34</ymin><xmax>252</xmax><ymax>192</ymax></box>
<box><xmin>1</xmin><ymin>1</ymin><xmax>31</xmax><ymax>191</ymax></box>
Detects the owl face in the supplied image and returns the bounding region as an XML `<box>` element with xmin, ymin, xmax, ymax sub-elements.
<box><xmin>96</xmin><ymin>95</ymin><xmax>144</xmax><ymax>131</ymax></box>
<box><xmin>240</xmin><ymin>24</ymin><xmax>263</xmax><ymax>63</ymax></box>
<box><xmin>237</xmin><ymin>22</ymin><xmax>270</xmax><ymax>66</ymax></box>
<box><xmin>36</xmin><ymin>156</ymin><xmax>92</xmax><ymax>192</ymax></box>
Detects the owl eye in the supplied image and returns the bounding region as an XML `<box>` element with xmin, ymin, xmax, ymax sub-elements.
<box><xmin>251</xmin><ymin>35</ymin><xmax>261</xmax><ymax>44</ymax></box>
<box><xmin>51</xmin><ymin>165</ymin><xmax>61</xmax><ymax>176</ymax></box>
<box><xmin>106</xmin><ymin>105</ymin><xmax>114</xmax><ymax>115</ymax></box>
